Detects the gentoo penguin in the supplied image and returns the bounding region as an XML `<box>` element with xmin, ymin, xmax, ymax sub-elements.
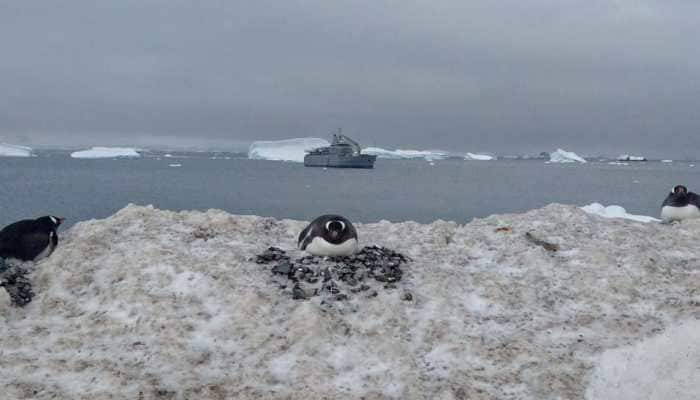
<box><xmin>661</xmin><ymin>185</ymin><xmax>700</xmax><ymax>222</ymax></box>
<box><xmin>298</xmin><ymin>215</ymin><xmax>358</xmax><ymax>257</ymax></box>
<box><xmin>0</xmin><ymin>216</ymin><xmax>64</xmax><ymax>261</ymax></box>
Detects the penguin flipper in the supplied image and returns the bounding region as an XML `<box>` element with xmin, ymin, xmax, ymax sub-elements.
<box><xmin>19</xmin><ymin>232</ymin><xmax>51</xmax><ymax>261</ymax></box>
<box><xmin>297</xmin><ymin>225</ymin><xmax>314</xmax><ymax>250</ymax></box>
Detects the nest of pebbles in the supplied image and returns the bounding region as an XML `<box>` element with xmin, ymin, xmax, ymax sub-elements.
<box><xmin>256</xmin><ymin>246</ymin><xmax>412</xmax><ymax>303</ymax></box>
<box><xmin>0</xmin><ymin>258</ymin><xmax>34</xmax><ymax>307</ymax></box>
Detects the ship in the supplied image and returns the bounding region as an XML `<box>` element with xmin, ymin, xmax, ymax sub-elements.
<box><xmin>304</xmin><ymin>130</ymin><xmax>377</xmax><ymax>168</ymax></box>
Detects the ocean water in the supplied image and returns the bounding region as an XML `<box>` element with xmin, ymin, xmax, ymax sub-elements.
<box><xmin>1</xmin><ymin>152</ymin><xmax>697</xmax><ymax>228</ymax></box>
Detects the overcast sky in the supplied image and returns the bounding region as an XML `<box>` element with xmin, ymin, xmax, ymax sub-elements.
<box><xmin>1</xmin><ymin>0</ymin><xmax>698</xmax><ymax>156</ymax></box>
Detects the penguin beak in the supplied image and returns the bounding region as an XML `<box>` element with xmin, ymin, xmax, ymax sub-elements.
<box><xmin>57</xmin><ymin>217</ymin><xmax>65</xmax><ymax>225</ymax></box>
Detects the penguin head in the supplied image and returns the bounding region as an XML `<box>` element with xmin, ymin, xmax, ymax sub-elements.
<box><xmin>672</xmin><ymin>185</ymin><xmax>688</xmax><ymax>195</ymax></box>
<box><xmin>324</xmin><ymin>219</ymin><xmax>347</xmax><ymax>242</ymax></box>
<box><xmin>37</xmin><ymin>216</ymin><xmax>65</xmax><ymax>230</ymax></box>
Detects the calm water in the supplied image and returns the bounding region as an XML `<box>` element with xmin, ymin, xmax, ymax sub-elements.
<box><xmin>1</xmin><ymin>152</ymin><xmax>698</xmax><ymax>228</ymax></box>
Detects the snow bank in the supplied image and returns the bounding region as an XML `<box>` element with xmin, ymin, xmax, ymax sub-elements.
<box><xmin>0</xmin><ymin>143</ymin><xmax>33</xmax><ymax>157</ymax></box>
<box><xmin>586</xmin><ymin>319</ymin><xmax>700</xmax><ymax>400</ymax></box>
<box><xmin>617</xmin><ymin>154</ymin><xmax>647</xmax><ymax>161</ymax></box>
<box><xmin>2</xmin><ymin>204</ymin><xmax>699</xmax><ymax>399</ymax></box>
<box><xmin>362</xmin><ymin>147</ymin><xmax>449</xmax><ymax>161</ymax></box>
<box><xmin>548</xmin><ymin>148</ymin><xmax>587</xmax><ymax>163</ymax></box>
<box><xmin>581</xmin><ymin>203</ymin><xmax>660</xmax><ymax>223</ymax></box>
<box><xmin>70</xmin><ymin>147</ymin><xmax>141</xmax><ymax>159</ymax></box>
<box><xmin>465</xmin><ymin>152</ymin><xmax>494</xmax><ymax>161</ymax></box>
<box><xmin>248</xmin><ymin>138</ymin><xmax>330</xmax><ymax>163</ymax></box>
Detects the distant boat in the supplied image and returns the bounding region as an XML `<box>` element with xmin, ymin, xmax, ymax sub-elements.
<box><xmin>304</xmin><ymin>130</ymin><xmax>377</xmax><ymax>169</ymax></box>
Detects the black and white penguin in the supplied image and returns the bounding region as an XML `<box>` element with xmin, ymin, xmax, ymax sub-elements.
<box><xmin>0</xmin><ymin>216</ymin><xmax>64</xmax><ymax>261</ymax></box>
<box><xmin>297</xmin><ymin>215</ymin><xmax>358</xmax><ymax>257</ymax></box>
<box><xmin>661</xmin><ymin>185</ymin><xmax>700</xmax><ymax>222</ymax></box>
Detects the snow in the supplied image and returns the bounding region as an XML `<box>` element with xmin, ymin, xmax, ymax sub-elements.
<box><xmin>248</xmin><ymin>138</ymin><xmax>330</xmax><ymax>162</ymax></box>
<box><xmin>2</xmin><ymin>204</ymin><xmax>699</xmax><ymax>399</ymax></box>
<box><xmin>618</xmin><ymin>154</ymin><xmax>647</xmax><ymax>161</ymax></box>
<box><xmin>586</xmin><ymin>319</ymin><xmax>700</xmax><ymax>400</ymax></box>
<box><xmin>362</xmin><ymin>147</ymin><xmax>449</xmax><ymax>161</ymax></box>
<box><xmin>70</xmin><ymin>147</ymin><xmax>141</xmax><ymax>159</ymax></box>
<box><xmin>0</xmin><ymin>143</ymin><xmax>33</xmax><ymax>157</ymax></box>
<box><xmin>581</xmin><ymin>203</ymin><xmax>660</xmax><ymax>223</ymax></box>
<box><xmin>548</xmin><ymin>148</ymin><xmax>587</xmax><ymax>163</ymax></box>
<box><xmin>465</xmin><ymin>152</ymin><xmax>494</xmax><ymax>161</ymax></box>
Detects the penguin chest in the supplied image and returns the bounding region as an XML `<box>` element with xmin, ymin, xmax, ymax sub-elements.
<box><xmin>661</xmin><ymin>205</ymin><xmax>700</xmax><ymax>221</ymax></box>
<box><xmin>305</xmin><ymin>237</ymin><xmax>358</xmax><ymax>257</ymax></box>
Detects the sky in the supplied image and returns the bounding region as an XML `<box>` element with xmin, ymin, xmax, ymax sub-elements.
<box><xmin>1</xmin><ymin>0</ymin><xmax>699</xmax><ymax>157</ymax></box>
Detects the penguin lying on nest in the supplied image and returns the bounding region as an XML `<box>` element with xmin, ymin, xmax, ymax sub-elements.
<box><xmin>257</xmin><ymin>214</ymin><xmax>411</xmax><ymax>304</ymax></box>
<box><xmin>0</xmin><ymin>215</ymin><xmax>64</xmax><ymax>307</ymax></box>
<box><xmin>297</xmin><ymin>214</ymin><xmax>358</xmax><ymax>257</ymax></box>
<box><xmin>661</xmin><ymin>185</ymin><xmax>700</xmax><ymax>222</ymax></box>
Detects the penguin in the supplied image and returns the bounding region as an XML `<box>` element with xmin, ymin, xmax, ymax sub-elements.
<box><xmin>661</xmin><ymin>185</ymin><xmax>700</xmax><ymax>222</ymax></box>
<box><xmin>297</xmin><ymin>215</ymin><xmax>358</xmax><ymax>257</ymax></box>
<box><xmin>0</xmin><ymin>216</ymin><xmax>64</xmax><ymax>262</ymax></box>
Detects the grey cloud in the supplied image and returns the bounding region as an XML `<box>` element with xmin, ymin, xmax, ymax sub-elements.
<box><xmin>1</xmin><ymin>0</ymin><xmax>699</xmax><ymax>157</ymax></box>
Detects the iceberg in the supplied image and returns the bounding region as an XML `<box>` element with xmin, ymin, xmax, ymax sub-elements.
<box><xmin>362</xmin><ymin>147</ymin><xmax>449</xmax><ymax>161</ymax></box>
<box><xmin>2</xmin><ymin>203</ymin><xmax>697</xmax><ymax>399</ymax></box>
<box><xmin>464</xmin><ymin>152</ymin><xmax>494</xmax><ymax>161</ymax></box>
<box><xmin>70</xmin><ymin>147</ymin><xmax>141</xmax><ymax>159</ymax></box>
<box><xmin>581</xmin><ymin>203</ymin><xmax>660</xmax><ymax>223</ymax></box>
<box><xmin>0</xmin><ymin>143</ymin><xmax>33</xmax><ymax>157</ymax></box>
<box><xmin>617</xmin><ymin>154</ymin><xmax>647</xmax><ymax>162</ymax></box>
<box><xmin>248</xmin><ymin>138</ymin><xmax>330</xmax><ymax>163</ymax></box>
<box><xmin>548</xmin><ymin>148</ymin><xmax>587</xmax><ymax>163</ymax></box>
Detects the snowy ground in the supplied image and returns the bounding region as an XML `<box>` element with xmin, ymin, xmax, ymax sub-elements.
<box><xmin>1</xmin><ymin>204</ymin><xmax>699</xmax><ymax>399</ymax></box>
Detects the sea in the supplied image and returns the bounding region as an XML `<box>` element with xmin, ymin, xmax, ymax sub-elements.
<box><xmin>1</xmin><ymin>151</ymin><xmax>698</xmax><ymax>228</ymax></box>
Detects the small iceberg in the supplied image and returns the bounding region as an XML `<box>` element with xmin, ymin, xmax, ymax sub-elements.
<box><xmin>581</xmin><ymin>203</ymin><xmax>659</xmax><ymax>223</ymax></box>
<box><xmin>548</xmin><ymin>149</ymin><xmax>587</xmax><ymax>163</ymax></box>
<box><xmin>71</xmin><ymin>147</ymin><xmax>141</xmax><ymax>159</ymax></box>
<box><xmin>617</xmin><ymin>154</ymin><xmax>647</xmax><ymax>162</ymax></box>
<box><xmin>362</xmin><ymin>147</ymin><xmax>449</xmax><ymax>161</ymax></box>
<box><xmin>464</xmin><ymin>152</ymin><xmax>494</xmax><ymax>161</ymax></box>
<box><xmin>0</xmin><ymin>143</ymin><xmax>33</xmax><ymax>157</ymax></box>
<box><xmin>248</xmin><ymin>138</ymin><xmax>330</xmax><ymax>163</ymax></box>
<box><xmin>661</xmin><ymin>159</ymin><xmax>673</xmax><ymax>163</ymax></box>
<box><xmin>168</xmin><ymin>164</ymin><xmax>182</xmax><ymax>168</ymax></box>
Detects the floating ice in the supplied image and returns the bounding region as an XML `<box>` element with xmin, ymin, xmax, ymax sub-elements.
<box><xmin>248</xmin><ymin>138</ymin><xmax>330</xmax><ymax>162</ymax></box>
<box><xmin>362</xmin><ymin>147</ymin><xmax>449</xmax><ymax>161</ymax></box>
<box><xmin>465</xmin><ymin>152</ymin><xmax>494</xmax><ymax>161</ymax></box>
<box><xmin>70</xmin><ymin>147</ymin><xmax>141</xmax><ymax>159</ymax></box>
<box><xmin>2</xmin><ymin>204</ymin><xmax>697</xmax><ymax>398</ymax></box>
<box><xmin>661</xmin><ymin>159</ymin><xmax>673</xmax><ymax>163</ymax></box>
<box><xmin>0</xmin><ymin>143</ymin><xmax>33</xmax><ymax>157</ymax></box>
<box><xmin>581</xmin><ymin>203</ymin><xmax>660</xmax><ymax>223</ymax></box>
<box><xmin>548</xmin><ymin>148</ymin><xmax>587</xmax><ymax>163</ymax></box>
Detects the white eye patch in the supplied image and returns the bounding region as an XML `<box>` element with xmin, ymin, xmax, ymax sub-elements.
<box><xmin>325</xmin><ymin>220</ymin><xmax>345</xmax><ymax>231</ymax></box>
<box><xmin>50</xmin><ymin>216</ymin><xmax>58</xmax><ymax>224</ymax></box>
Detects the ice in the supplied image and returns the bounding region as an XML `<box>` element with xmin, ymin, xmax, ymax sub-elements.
<box><xmin>248</xmin><ymin>138</ymin><xmax>330</xmax><ymax>162</ymax></box>
<box><xmin>168</xmin><ymin>164</ymin><xmax>182</xmax><ymax>168</ymax></box>
<box><xmin>70</xmin><ymin>147</ymin><xmax>141</xmax><ymax>159</ymax></box>
<box><xmin>362</xmin><ymin>147</ymin><xmax>449</xmax><ymax>161</ymax></box>
<box><xmin>585</xmin><ymin>319</ymin><xmax>700</xmax><ymax>400</ymax></box>
<box><xmin>617</xmin><ymin>154</ymin><xmax>647</xmax><ymax>161</ymax></box>
<box><xmin>581</xmin><ymin>203</ymin><xmax>660</xmax><ymax>223</ymax></box>
<box><xmin>465</xmin><ymin>152</ymin><xmax>494</xmax><ymax>161</ymax></box>
<box><xmin>0</xmin><ymin>143</ymin><xmax>33</xmax><ymax>157</ymax></box>
<box><xmin>2</xmin><ymin>204</ymin><xmax>699</xmax><ymax>399</ymax></box>
<box><xmin>548</xmin><ymin>148</ymin><xmax>587</xmax><ymax>163</ymax></box>
<box><xmin>661</xmin><ymin>159</ymin><xmax>673</xmax><ymax>163</ymax></box>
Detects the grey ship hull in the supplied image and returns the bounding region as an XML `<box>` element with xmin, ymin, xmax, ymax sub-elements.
<box><xmin>304</xmin><ymin>154</ymin><xmax>377</xmax><ymax>168</ymax></box>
